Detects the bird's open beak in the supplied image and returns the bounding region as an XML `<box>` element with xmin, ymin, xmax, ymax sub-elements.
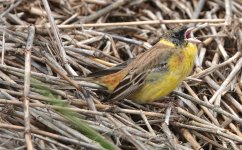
<box><xmin>186</xmin><ymin>38</ymin><xmax>202</xmax><ymax>43</ymax></box>
<box><xmin>185</xmin><ymin>27</ymin><xmax>202</xmax><ymax>44</ymax></box>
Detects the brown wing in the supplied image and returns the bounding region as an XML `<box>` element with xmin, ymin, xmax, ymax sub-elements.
<box><xmin>87</xmin><ymin>58</ymin><xmax>134</xmax><ymax>78</ymax></box>
<box><xmin>107</xmin><ymin>42</ymin><xmax>177</xmax><ymax>101</ymax></box>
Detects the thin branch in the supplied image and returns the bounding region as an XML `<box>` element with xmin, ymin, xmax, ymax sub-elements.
<box><xmin>5</xmin><ymin>18</ymin><xmax>241</xmax><ymax>29</ymax></box>
<box><xmin>23</xmin><ymin>25</ymin><xmax>35</xmax><ymax>150</ymax></box>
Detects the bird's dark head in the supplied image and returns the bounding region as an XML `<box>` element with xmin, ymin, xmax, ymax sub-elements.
<box><xmin>163</xmin><ymin>26</ymin><xmax>201</xmax><ymax>46</ymax></box>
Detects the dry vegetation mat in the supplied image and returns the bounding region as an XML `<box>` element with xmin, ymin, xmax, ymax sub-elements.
<box><xmin>0</xmin><ymin>0</ymin><xmax>242</xmax><ymax>150</ymax></box>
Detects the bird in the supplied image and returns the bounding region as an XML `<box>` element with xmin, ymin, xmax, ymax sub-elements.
<box><xmin>87</xmin><ymin>26</ymin><xmax>201</xmax><ymax>104</ymax></box>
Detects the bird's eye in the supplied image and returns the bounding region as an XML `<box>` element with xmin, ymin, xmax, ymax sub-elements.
<box><xmin>172</xmin><ymin>33</ymin><xmax>179</xmax><ymax>38</ymax></box>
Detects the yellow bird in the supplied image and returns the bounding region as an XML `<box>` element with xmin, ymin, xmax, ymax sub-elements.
<box><xmin>88</xmin><ymin>26</ymin><xmax>201</xmax><ymax>103</ymax></box>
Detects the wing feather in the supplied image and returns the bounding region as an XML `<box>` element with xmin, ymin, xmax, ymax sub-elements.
<box><xmin>107</xmin><ymin>72</ymin><xmax>148</xmax><ymax>101</ymax></box>
<box><xmin>87</xmin><ymin>58</ymin><xmax>134</xmax><ymax>77</ymax></box>
<box><xmin>107</xmin><ymin>42</ymin><xmax>177</xmax><ymax>101</ymax></box>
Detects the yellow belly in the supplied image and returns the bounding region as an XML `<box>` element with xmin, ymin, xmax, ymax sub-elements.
<box><xmin>129</xmin><ymin>42</ymin><xmax>197</xmax><ymax>103</ymax></box>
<box><xmin>129</xmin><ymin>73</ymin><xmax>180</xmax><ymax>103</ymax></box>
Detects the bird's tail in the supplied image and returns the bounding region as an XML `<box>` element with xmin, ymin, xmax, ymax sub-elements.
<box><xmin>72</xmin><ymin>76</ymin><xmax>108</xmax><ymax>91</ymax></box>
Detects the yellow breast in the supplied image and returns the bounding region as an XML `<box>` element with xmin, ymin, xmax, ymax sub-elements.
<box><xmin>129</xmin><ymin>40</ymin><xmax>197</xmax><ymax>103</ymax></box>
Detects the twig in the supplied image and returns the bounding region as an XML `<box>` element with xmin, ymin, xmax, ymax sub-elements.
<box><xmin>225</xmin><ymin>0</ymin><xmax>232</xmax><ymax>25</ymax></box>
<box><xmin>162</xmin><ymin>107</ymin><xmax>181</xmax><ymax>150</ymax></box>
<box><xmin>1</xmin><ymin>28</ymin><xmax>5</xmax><ymax>64</ymax></box>
<box><xmin>5</xmin><ymin>18</ymin><xmax>240</xmax><ymax>29</ymax></box>
<box><xmin>106</xmin><ymin>114</ymin><xmax>145</xmax><ymax>150</ymax></box>
<box><xmin>0</xmin><ymin>0</ymin><xmax>23</xmax><ymax>18</ymax></box>
<box><xmin>180</xmin><ymin>129</ymin><xmax>203</xmax><ymax>150</ymax></box>
<box><xmin>140</xmin><ymin>110</ymin><xmax>156</xmax><ymax>136</ymax></box>
<box><xmin>0</xmin><ymin>123</ymin><xmax>102</xmax><ymax>150</ymax></box>
<box><xmin>209</xmin><ymin>58</ymin><xmax>242</xmax><ymax>105</ymax></box>
<box><xmin>192</xmin><ymin>0</ymin><xmax>206</xmax><ymax>19</ymax></box>
<box><xmin>80</xmin><ymin>0</ymin><xmax>128</xmax><ymax>23</ymax></box>
<box><xmin>162</xmin><ymin>123</ymin><xmax>180</xmax><ymax>150</ymax></box>
<box><xmin>33</xmin><ymin>134</ymin><xmax>75</xmax><ymax>150</ymax></box>
<box><xmin>192</xmin><ymin>131</ymin><xmax>227</xmax><ymax>150</ymax></box>
<box><xmin>0</xmin><ymin>99</ymin><xmax>173</xmax><ymax>118</ymax></box>
<box><xmin>174</xmin><ymin>91</ymin><xmax>242</xmax><ymax>124</ymax></box>
<box><xmin>23</xmin><ymin>25</ymin><xmax>35</xmax><ymax>150</ymax></box>
<box><xmin>41</xmin><ymin>0</ymin><xmax>77</xmax><ymax>76</ymax></box>
<box><xmin>191</xmin><ymin>52</ymin><xmax>241</xmax><ymax>78</ymax></box>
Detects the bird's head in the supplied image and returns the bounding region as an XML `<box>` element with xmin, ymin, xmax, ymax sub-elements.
<box><xmin>163</xmin><ymin>26</ymin><xmax>201</xmax><ymax>46</ymax></box>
